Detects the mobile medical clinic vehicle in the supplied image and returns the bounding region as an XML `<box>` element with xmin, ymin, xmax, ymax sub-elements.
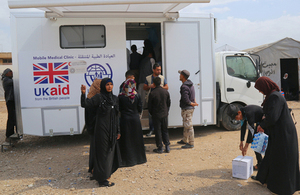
<box><xmin>8</xmin><ymin>0</ymin><xmax>263</xmax><ymax>137</ymax></box>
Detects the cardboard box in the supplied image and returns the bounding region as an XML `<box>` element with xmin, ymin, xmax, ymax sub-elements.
<box><xmin>232</xmin><ymin>156</ymin><xmax>253</xmax><ymax>179</ymax></box>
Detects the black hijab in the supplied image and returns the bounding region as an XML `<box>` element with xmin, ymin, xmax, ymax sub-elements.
<box><xmin>100</xmin><ymin>77</ymin><xmax>114</xmax><ymax>105</ymax></box>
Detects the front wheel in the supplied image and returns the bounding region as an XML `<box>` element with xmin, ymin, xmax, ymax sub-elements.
<box><xmin>221</xmin><ymin>103</ymin><xmax>243</xmax><ymax>131</ymax></box>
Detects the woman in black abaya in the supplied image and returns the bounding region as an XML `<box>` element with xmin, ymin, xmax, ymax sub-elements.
<box><xmin>80</xmin><ymin>78</ymin><xmax>101</xmax><ymax>174</ymax></box>
<box><xmin>253</xmin><ymin>76</ymin><xmax>300</xmax><ymax>195</ymax></box>
<box><xmin>81</xmin><ymin>78</ymin><xmax>121</xmax><ymax>187</ymax></box>
<box><xmin>118</xmin><ymin>79</ymin><xmax>147</xmax><ymax>167</ymax></box>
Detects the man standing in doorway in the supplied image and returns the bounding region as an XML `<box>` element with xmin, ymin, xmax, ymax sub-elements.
<box><xmin>129</xmin><ymin>45</ymin><xmax>142</xmax><ymax>84</ymax></box>
<box><xmin>282</xmin><ymin>73</ymin><xmax>290</xmax><ymax>100</ymax></box>
<box><xmin>177</xmin><ymin>70</ymin><xmax>198</xmax><ymax>149</ymax></box>
<box><xmin>143</xmin><ymin>63</ymin><xmax>168</xmax><ymax>136</ymax></box>
<box><xmin>138</xmin><ymin>50</ymin><xmax>155</xmax><ymax>108</ymax></box>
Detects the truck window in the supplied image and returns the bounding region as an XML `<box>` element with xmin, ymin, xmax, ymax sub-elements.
<box><xmin>60</xmin><ymin>25</ymin><xmax>106</xmax><ymax>49</ymax></box>
<box><xmin>226</xmin><ymin>56</ymin><xmax>258</xmax><ymax>82</ymax></box>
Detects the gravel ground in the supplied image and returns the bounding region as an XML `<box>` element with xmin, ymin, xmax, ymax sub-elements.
<box><xmin>0</xmin><ymin>101</ymin><xmax>300</xmax><ymax>195</ymax></box>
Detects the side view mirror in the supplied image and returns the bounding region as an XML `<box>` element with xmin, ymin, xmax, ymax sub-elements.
<box><xmin>247</xmin><ymin>80</ymin><xmax>251</xmax><ymax>88</ymax></box>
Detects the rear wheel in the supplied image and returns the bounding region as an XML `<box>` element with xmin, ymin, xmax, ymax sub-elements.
<box><xmin>221</xmin><ymin>103</ymin><xmax>243</xmax><ymax>131</ymax></box>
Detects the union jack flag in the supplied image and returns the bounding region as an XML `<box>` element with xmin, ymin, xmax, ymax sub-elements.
<box><xmin>33</xmin><ymin>62</ymin><xmax>69</xmax><ymax>84</ymax></box>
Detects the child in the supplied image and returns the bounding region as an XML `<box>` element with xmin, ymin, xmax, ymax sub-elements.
<box><xmin>227</xmin><ymin>104</ymin><xmax>264</xmax><ymax>170</ymax></box>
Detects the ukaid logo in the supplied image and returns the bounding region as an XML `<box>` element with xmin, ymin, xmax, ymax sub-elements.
<box><xmin>33</xmin><ymin>62</ymin><xmax>70</xmax><ymax>98</ymax></box>
<box><xmin>84</xmin><ymin>63</ymin><xmax>113</xmax><ymax>86</ymax></box>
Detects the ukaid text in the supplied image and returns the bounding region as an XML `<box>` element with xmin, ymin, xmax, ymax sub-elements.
<box><xmin>250</xmin><ymin>132</ymin><xmax>268</xmax><ymax>155</ymax></box>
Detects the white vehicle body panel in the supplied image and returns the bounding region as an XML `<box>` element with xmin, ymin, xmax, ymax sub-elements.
<box><xmin>9</xmin><ymin>0</ymin><xmax>262</xmax><ymax>135</ymax></box>
<box><xmin>10</xmin><ymin>11</ymin><xmax>216</xmax><ymax>136</ymax></box>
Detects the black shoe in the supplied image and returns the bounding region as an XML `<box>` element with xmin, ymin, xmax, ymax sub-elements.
<box><xmin>99</xmin><ymin>180</ymin><xmax>115</xmax><ymax>187</ymax></box>
<box><xmin>181</xmin><ymin>143</ymin><xmax>194</xmax><ymax>149</ymax></box>
<box><xmin>146</xmin><ymin>130</ymin><xmax>153</xmax><ymax>137</ymax></box>
<box><xmin>251</xmin><ymin>176</ymin><xmax>258</xmax><ymax>181</ymax></box>
<box><xmin>153</xmin><ymin>148</ymin><xmax>163</xmax><ymax>153</ymax></box>
<box><xmin>89</xmin><ymin>176</ymin><xmax>95</xmax><ymax>180</ymax></box>
<box><xmin>177</xmin><ymin>140</ymin><xmax>187</xmax><ymax>144</ymax></box>
<box><xmin>5</xmin><ymin>137</ymin><xmax>10</xmax><ymax>143</ymax></box>
<box><xmin>165</xmin><ymin>145</ymin><xmax>170</xmax><ymax>153</ymax></box>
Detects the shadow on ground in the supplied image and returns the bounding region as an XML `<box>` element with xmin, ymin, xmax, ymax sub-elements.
<box><xmin>173</xmin><ymin>168</ymin><xmax>271</xmax><ymax>195</ymax></box>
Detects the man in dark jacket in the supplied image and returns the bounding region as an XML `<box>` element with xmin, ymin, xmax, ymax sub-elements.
<box><xmin>2</xmin><ymin>68</ymin><xmax>17</xmax><ymax>142</ymax></box>
<box><xmin>177</xmin><ymin>70</ymin><xmax>198</xmax><ymax>149</ymax></box>
<box><xmin>227</xmin><ymin>104</ymin><xmax>264</xmax><ymax>170</ymax></box>
<box><xmin>129</xmin><ymin>45</ymin><xmax>142</xmax><ymax>84</ymax></box>
<box><xmin>148</xmin><ymin>77</ymin><xmax>171</xmax><ymax>153</ymax></box>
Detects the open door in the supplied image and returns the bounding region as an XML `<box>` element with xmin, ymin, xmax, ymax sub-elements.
<box><xmin>126</xmin><ymin>22</ymin><xmax>162</xmax><ymax>130</ymax></box>
<box><xmin>164</xmin><ymin>21</ymin><xmax>201</xmax><ymax>127</ymax></box>
<box><xmin>280</xmin><ymin>58</ymin><xmax>299</xmax><ymax>101</ymax></box>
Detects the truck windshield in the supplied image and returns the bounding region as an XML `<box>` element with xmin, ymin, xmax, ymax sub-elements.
<box><xmin>226</xmin><ymin>56</ymin><xmax>258</xmax><ymax>82</ymax></box>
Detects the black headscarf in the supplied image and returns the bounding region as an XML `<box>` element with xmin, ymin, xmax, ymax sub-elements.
<box><xmin>100</xmin><ymin>78</ymin><xmax>114</xmax><ymax>105</ymax></box>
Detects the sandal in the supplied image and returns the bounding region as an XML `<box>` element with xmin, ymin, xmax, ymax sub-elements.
<box><xmin>253</xmin><ymin>165</ymin><xmax>259</xmax><ymax>171</ymax></box>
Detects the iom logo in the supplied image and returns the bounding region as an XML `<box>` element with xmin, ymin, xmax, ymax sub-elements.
<box><xmin>84</xmin><ymin>63</ymin><xmax>113</xmax><ymax>86</ymax></box>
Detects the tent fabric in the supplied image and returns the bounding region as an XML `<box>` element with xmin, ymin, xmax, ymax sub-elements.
<box><xmin>243</xmin><ymin>37</ymin><xmax>300</xmax><ymax>88</ymax></box>
<box><xmin>215</xmin><ymin>44</ymin><xmax>239</xmax><ymax>52</ymax></box>
<box><xmin>244</xmin><ymin>37</ymin><xmax>300</xmax><ymax>54</ymax></box>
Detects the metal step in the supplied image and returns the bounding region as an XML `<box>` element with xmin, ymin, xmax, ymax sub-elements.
<box><xmin>10</xmin><ymin>133</ymin><xmax>21</xmax><ymax>139</ymax></box>
<box><xmin>1</xmin><ymin>134</ymin><xmax>21</xmax><ymax>152</ymax></box>
<box><xmin>141</xmin><ymin>109</ymin><xmax>149</xmax><ymax>130</ymax></box>
<box><xmin>141</xmin><ymin>109</ymin><xmax>149</xmax><ymax>118</ymax></box>
<box><xmin>1</xmin><ymin>140</ymin><xmax>14</xmax><ymax>152</ymax></box>
<box><xmin>141</xmin><ymin>118</ymin><xmax>149</xmax><ymax>130</ymax></box>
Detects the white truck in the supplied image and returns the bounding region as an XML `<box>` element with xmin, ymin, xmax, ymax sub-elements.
<box><xmin>8</xmin><ymin>0</ymin><xmax>262</xmax><ymax>136</ymax></box>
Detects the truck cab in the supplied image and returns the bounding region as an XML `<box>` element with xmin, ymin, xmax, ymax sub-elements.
<box><xmin>216</xmin><ymin>51</ymin><xmax>263</xmax><ymax>130</ymax></box>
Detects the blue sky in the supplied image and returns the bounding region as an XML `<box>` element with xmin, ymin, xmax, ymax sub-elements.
<box><xmin>1</xmin><ymin>0</ymin><xmax>300</xmax><ymax>51</ymax></box>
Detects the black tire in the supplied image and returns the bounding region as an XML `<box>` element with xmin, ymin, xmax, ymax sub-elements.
<box><xmin>221</xmin><ymin>103</ymin><xmax>243</xmax><ymax>131</ymax></box>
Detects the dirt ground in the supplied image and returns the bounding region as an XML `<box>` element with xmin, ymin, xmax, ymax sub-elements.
<box><xmin>1</xmin><ymin>101</ymin><xmax>300</xmax><ymax>195</ymax></box>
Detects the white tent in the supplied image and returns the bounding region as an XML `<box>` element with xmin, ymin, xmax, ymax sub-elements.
<box><xmin>215</xmin><ymin>44</ymin><xmax>239</xmax><ymax>52</ymax></box>
<box><xmin>243</xmin><ymin>37</ymin><xmax>300</xmax><ymax>99</ymax></box>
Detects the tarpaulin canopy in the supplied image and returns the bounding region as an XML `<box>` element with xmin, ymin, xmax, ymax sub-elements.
<box><xmin>8</xmin><ymin>0</ymin><xmax>210</xmax><ymax>18</ymax></box>
<box><xmin>215</xmin><ymin>44</ymin><xmax>239</xmax><ymax>52</ymax></box>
